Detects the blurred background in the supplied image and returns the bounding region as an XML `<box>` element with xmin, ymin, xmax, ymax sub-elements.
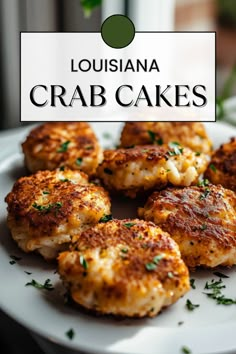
<box><xmin>0</xmin><ymin>0</ymin><xmax>236</xmax><ymax>129</ymax></box>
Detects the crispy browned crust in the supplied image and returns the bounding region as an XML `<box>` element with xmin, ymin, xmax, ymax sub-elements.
<box><xmin>5</xmin><ymin>170</ymin><xmax>110</xmax><ymax>238</ymax></box>
<box><xmin>205</xmin><ymin>137</ymin><xmax>236</xmax><ymax>191</ymax></box>
<box><xmin>22</xmin><ymin>122</ymin><xmax>102</xmax><ymax>175</ymax></box>
<box><xmin>101</xmin><ymin>145</ymin><xmax>171</xmax><ymax>165</ymax></box>
<box><xmin>96</xmin><ymin>144</ymin><xmax>208</xmax><ymax>197</ymax></box>
<box><xmin>139</xmin><ymin>185</ymin><xmax>236</xmax><ymax>267</ymax></box>
<box><xmin>120</xmin><ymin>122</ymin><xmax>212</xmax><ymax>154</ymax></box>
<box><xmin>58</xmin><ymin>219</ymin><xmax>189</xmax><ymax>315</ymax></box>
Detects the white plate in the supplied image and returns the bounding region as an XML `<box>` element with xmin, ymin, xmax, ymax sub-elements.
<box><xmin>0</xmin><ymin>122</ymin><xmax>236</xmax><ymax>354</ymax></box>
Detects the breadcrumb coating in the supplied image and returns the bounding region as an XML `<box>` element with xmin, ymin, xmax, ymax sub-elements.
<box><xmin>139</xmin><ymin>184</ymin><xmax>236</xmax><ymax>268</ymax></box>
<box><xmin>58</xmin><ymin>219</ymin><xmax>189</xmax><ymax>317</ymax></box>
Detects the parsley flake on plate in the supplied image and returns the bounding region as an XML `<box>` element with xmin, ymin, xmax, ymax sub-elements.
<box><xmin>186</xmin><ymin>299</ymin><xmax>199</xmax><ymax>311</ymax></box>
<box><xmin>203</xmin><ymin>278</ymin><xmax>236</xmax><ymax>305</ymax></box>
<box><xmin>10</xmin><ymin>255</ymin><xmax>21</xmax><ymax>261</ymax></box>
<box><xmin>213</xmin><ymin>271</ymin><xmax>229</xmax><ymax>279</ymax></box>
<box><xmin>65</xmin><ymin>328</ymin><xmax>75</xmax><ymax>340</ymax></box>
<box><xmin>25</xmin><ymin>278</ymin><xmax>54</xmax><ymax>291</ymax></box>
<box><xmin>181</xmin><ymin>346</ymin><xmax>192</xmax><ymax>354</ymax></box>
<box><xmin>190</xmin><ymin>279</ymin><xmax>196</xmax><ymax>289</ymax></box>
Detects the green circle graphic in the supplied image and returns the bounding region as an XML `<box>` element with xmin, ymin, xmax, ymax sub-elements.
<box><xmin>101</xmin><ymin>15</ymin><xmax>135</xmax><ymax>49</ymax></box>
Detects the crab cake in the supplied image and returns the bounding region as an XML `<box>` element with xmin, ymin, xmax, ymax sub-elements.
<box><xmin>139</xmin><ymin>184</ymin><xmax>236</xmax><ymax>268</ymax></box>
<box><xmin>205</xmin><ymin>137</ymin><xmax>236</xmax><ymax>192</ymax></box>
<box><xmin>22</xmin><ymin>122</ymin><xmax>103</xmax><ymax>175</ymax></box>
<box><xmin>120</xmin><ymin>122</ymin><xmax>212</xmax><ymax>154</ymax></box>
<box><xmin>58</xmin><ymin>219</ymin><xmax>189</xmax><ymax>318</ymax></box>
<box><xmin>5</xmin><ymin>170</ymin><xmax>111</xmax><ymax>260</ymax></box>
<box><xmin>96</xmin><ymin>144</ymin><xmax>209</xmax><ymax>198</ymax></box>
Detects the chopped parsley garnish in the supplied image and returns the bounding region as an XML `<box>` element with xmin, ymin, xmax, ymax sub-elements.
<box><xmin>190</xmin><ymin>278</ymin><xmax>196</xmax><ymax>289</ymax></box>
<box><xmin>205</xmin><ymin>279</ymin><xmax>225</xmax><ymax>291</ymax></box>
<box><xmin>80</xmin><ymin>255</ymin><xmax>88</xmax><ymax>270</ymax></box>
<box><xmin>145</xmin><ymin>263</ymin><xmax>157</xmax><ymax>271</ymax></box>
<box><xmin>85</xmin><ymin>145</ymin><xmax>93</xmax><ymax>150</ymax></box>
<box><xmin>168</xmin><ymin>142</ymin><xmax>184</xmax><ymax>156</ymax></box>
<box><xmin>203</xmin><ymin>278</ymin><xmax>236</xmax><ymax>305</ymax></box>
<box><xmin>32</xmin><ymin>202</ymin><xmax>62</xmax><ymax>213</ymax></box>
<box><xmin>195</xmin><ymin>151</ymin><xmax>201</xmax><ymax>156</ymax></box>
<box><xmin>156</xmin><ymin>138</ymin><xmax>163</xmax><ymax>145</ymax></box>
<box><xmin>43</xmin><ymin>190</ymin><xmax>50</xmax><ymax>194</ymax></box>
<box><xmin>57</xmin><ymin>141</ymin><xmax>71</xmax><ymax>152</ymax></box>
<box><xmin>145</xmin><ymin>254</ymin><xmax>163</xmax><ymax>271</ymax></box>
<box><xmin>199</xmin><ymin>188</ymin><xmax>210</xmax><ymax>200</ymax></box>
<box><xmin>121</xmin><ymin>248</ymin><xmax>128</xmax><ymax>253</ymax></box>
<box><xmin>200</xmin><ymin>224</ymin><xmax>207</xmax><ymax>231</ymax></box>
<box><xmin>147</xmin><ymin>130</ymin><xmax>163</xmax><ymax>145</ymax></box>
<box><xmin>59</xmin><ymin>166</ymin><xmax>65</xmax><ymax>171</ymax></box>
<box><xmin>104</xmin><ymin>167</ymin><xmax>113</xmax><ymax>175</ymax></box>
<box><xmin>197</xmin><ymin>178</ymin><xmax>209</xmax><ymax>187</ymax></box>
<box><xmin>181</xmin><ymin>346</ymin><xmax>191</xmax><ymax>354</ymax></box>
<box><xmin>99</xmin><ymin>214</ymin><xmax>113</xmax><ymax>223</ymax></box>
<box><xmin>9</xmin><ymin>255</ymin><xmax>21</xmax><ymax>265</ymax></box>
<box><xmin>65</xmin><ymin>328</ymin><xmax>75</xmax><ymax>340</ymax></box>
<box><xmin>186</xmin><ymin>299</ymin><xmax>199</xmax><ymax>311</ymax></box>
<box><xmin>123</xmin><ymin>222</ymin><xmax>136</xmax><ymax>229</ymax></box>
<box><xmin>153</xmin><ymin>254</ymin><xmax>164</xmax><ymax>263</ymax></box>
<box><xmin>213</xmin><ymin>271</ymin><xmax>229</xmax><ymax>279</ymax></box>
<box><xmin>148</xmin><ymin>130</ymin><xmax>156</xmax><ymax>143</ymax></box>
<box><xmin>25</xmin><ymin>278</ymin><xmax>54</xmax><ymax>291</ymax></box>
<box><xmin>10</xmin><ymin>255</ymin><xmax>21</xmax><ymax>261</ymax></box>
<box><xmin>209</xmin><ymin>164</ymin><xmax>217</xmax><ymax>172</ymax></box>
<box><xmin>60</xmin><ymin>178</ymin><xmax>70</xmax><ymax>182</ymax></box>
<box><xmin>76</xmin><ymin>157</ymin><xmax>83</xmax><ymax>166</ymax></box>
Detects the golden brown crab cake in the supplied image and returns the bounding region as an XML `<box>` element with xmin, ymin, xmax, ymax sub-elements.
<box><xmin>96</xmin><ymin>144</ymin><xmax>209</xmax><ymax>198</ymax></box>
<box><xmin>120</xmin><ymin>122</ymin><xmax>212</xmax><ymax>154</ymax></box>
<box><xmin>205</xmin><ymin>137</ymin><xmax>236</xmax><ymax>192</ymax></box>
<box><xmin>58</xmin><ymin>219</ymin><xmax>189</xmax><ymax>318</ymax></box>
<box><xmin>139</xmin><ymin>184</ymin><xmax>236</xmax><ymax>268</ymax></box>
<box><xmin>5</xmin><ymin>170</ymin><xmax>111</xmax><ymax>260</ymax></box>
<box><xmin>22</xmin><ymin>122</ymin><xmax>103</xmax><ymax>175</ymax></box>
